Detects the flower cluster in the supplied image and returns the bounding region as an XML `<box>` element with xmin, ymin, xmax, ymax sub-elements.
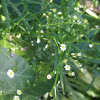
<box><xmin>14</xmin><ymin>90</ymin><xmax>22</xmax><ymax>100</ymax></box>
<box><xmin>7</xmin><ymin>69</ymin><xmax>22</xmax><ymax>100</ymax></box>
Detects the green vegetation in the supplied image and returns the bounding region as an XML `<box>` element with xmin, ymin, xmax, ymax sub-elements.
<box><xmin>0</xmin><ymin>0</ymin><xmax>100</xmax><ymax>100</ymax></box>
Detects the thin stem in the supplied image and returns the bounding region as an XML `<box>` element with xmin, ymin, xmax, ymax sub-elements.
<box><xmin>21</xmin><ymin>0</ymin><xmax>41</xmax><ymax>24</ymax></box>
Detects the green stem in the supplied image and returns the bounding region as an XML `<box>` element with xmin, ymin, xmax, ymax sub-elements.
<box><xmin>1</xmin><ymin>0</ymin><xmax>10</xmax><ymax>29</ymax></box>
<box><xmin>4</xmin><ymin>13</ymin><xmax>28</xmax><ymax>33</ymax></box>
<box><xmin>50</xmin><ymin>63</ymin><xmax>60</xmax><ymax>96</ymax></box>
<box><xmin>42</xmin><ymin>22</ymin><xmax>80</xmax><ymax>27</ymax></box>
<box><xmin>85</xmin><ymin>72</ymin><xmax>97</xmax><ymax>93</ymax></box>
<box><xmin>21</xmin><ymin>0</ymin><xmax>41</xmax><ymax>24</ymax></box>
<box><xmin>7</xmin><ymin>0</ymin><xmax>32</xmax><ymax>32</ymax></box>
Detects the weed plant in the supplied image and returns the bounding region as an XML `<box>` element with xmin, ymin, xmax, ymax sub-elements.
<box><xmin>0</xmin><ymin>0</ymin><xmax>100</xmax><ymax>100</ymax></box>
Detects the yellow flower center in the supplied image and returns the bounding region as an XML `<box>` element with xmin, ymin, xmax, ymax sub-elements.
<box><xmin>63</xmin><ymin>59</ymin><xmax>67</xmax><ymax>63</ymax></box>
<box><xmin>66</xmin><ymin>66</ymin><xmax>69</xmax><ymax>69</ymax></box>
<box><xmin>18</xmin><ymin>91</ymin><xmax>21</xmax><ymax>93</ymax></box>
<box><xmin>48</xmin><ymin>76</ymin><xmax>50</xmax><ymax>78</ymax></box>
<box><xmin>10</xmin><ymin>72</ymin><xmax>13</xmax><ymax>75</ymax></box>
<box><xmin>62</xmin><ymin>46</ymin><xmax>65</xmax><ymax>48</ymax></box>
<box><xmin>53</xmin><ymin>9</ymin><xmax>56</xmax><ymax>12</ymax></box>
<box><xmin>84</xmin><ymin>19</ymin><xmax>88</xmax><ymax>23</ymax></box>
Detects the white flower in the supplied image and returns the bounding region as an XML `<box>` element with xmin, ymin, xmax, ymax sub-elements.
<box><xmin>53</xmin><ymin>71</ymin><xmax>57</xmax><ymax>74</ymax></box>
<box><xmin>64</xmin><ymin>65</ymin><xmax>71</xmax><ymax>71</ymax></box>
<box><xmin>43</xmin><ymin>13</ymin><xmax>46</xmax><ymax>16</ymax></box>
<box><xmin>52</xmin><ymin>53</ymin><xmax>55</xmax><ymax>56</ymax></box>
<box><xmin>11</xmin><ymin>48</ymin><xmax>16</xmax><ymax>51</ymax></box>
<box><xmin>71</xmin><ymin>53</ymin><xmax>75</xmax><ymax>56</ymax></box>
<box><xmin>63</xmin><ymin>59</ymin><xmax>67</xmax><ymax>64</ymax></box>
<box><xmin>45</xmin><ymin>44</ymin><xmax>48</xmax><ymax>49</ymax></box>
<box><xmin>77</xmin><ymin>20</ymin><xmax>81</xmax><ymax>24</ymax></box>
<box><xmin>14</xmin><ymin>96</ymin><xmax>20</xmax><ymax>100</ymax></box>
<box><xmin>17</xmin><ymin>90</ymin><xmax>22</xmax><ymax>95</ymax></box>
<box><xmin>95</xmin><ymin>25</ymin><xmax>98</xmax><ymax>28</ymax></box>
<box><xmin>89</xmin><ymin>44</ymin><xmax>93</xmax><ymax>48</ymax></box>
<box><xmin>31</xmin><ymin>41</ymin><xmax>33</xmax><ymax>43</ymax></box>
<box><xmin>46</xmin><ymin>16</ymin><xmax>49</xmax><ymax>19</ymax></box>
<box><xmin>47</xmin><ymin>74</ymin><xmax>52</xmax><ymax>79</ymax></box>
<box><xmin>58</xmin><ymin>12</ymin><xmax>62</xmax><ymax>15</ymax></box>
<box><xmin>50</xmin><ymin>0</ymin><xmax>53</xmax><ymax>3</ymax></box>
<box><xmin>53</xmin><ymin>8</ymin><xmax>56</xmax><ymax>12</ymax></box>
<box><xmin>54</xmin><ymin>14</ymin><xmax>56</xmax><ymax>17</ymax></box>
<box><xmin>74</xmin><ymin>7</ymin><xmax>79</xmax><ymax>11</ymax></box>
<box><xmin>16</xmin><ymin>34</ymin><xmax>21</xmax><ymax>38</ymax></box>
<box><xmin>37</xmin><ymin>39</ymin><xmax>40</xmax><ymax>43</ymax></box>
<box><xmin>60</xmin><ymin>44</ymin><xmax>66</xmax><ymax>51</ymax></box>
<box><xmin>31</xmin><ymin>44</ymin><xmax>34</xmax><ymax>46</ymax></box>
<box><xmin>10</xmin><ymin>42</ymin><xmax>14</xmax><ymax>45</ymax></box>
<box><xmin>77</xmin><ymin>53</ymin><xmax>81</xmax><ymax>56</ymax></box>
<box><xmin>72</xmin><ymin>72</ymin><xmax>75</xmax><ymax>76</ymax></box>
<box><xmin>7</xmin><ymin>69</ymin><xmax>14</xmax><ymax>78</ymax></box>
<box><xmin>40</xmin><ymin>30</ymin><xmax>44</xmax><ymax>33</ymax></box>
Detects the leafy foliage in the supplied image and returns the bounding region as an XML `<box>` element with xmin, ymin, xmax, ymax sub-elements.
<box><xmin>0</xmin><ymin>0</ymin><xmax>100</xmax><ymax>100</ymax></box>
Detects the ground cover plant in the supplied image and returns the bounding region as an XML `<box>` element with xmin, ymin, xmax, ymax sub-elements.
<box><xmin>0</xmin><ymin>0</ymin><xmax>100</xmax><ymax>100</ymax></box>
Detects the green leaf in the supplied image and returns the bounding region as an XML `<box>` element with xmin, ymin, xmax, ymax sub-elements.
<box><xmin>0</xmin><ymin>34</ymin><xmax>35</xmax><ymax>61</ymax></box>
<box><xmin>85</xmin><ymin>73</ymin><xmax>97</xmax><ymax>93</ymax></box>
<box><xmin>0</xmin><ymin>93</ymin><xmax>14</xmax><ymax>100</ymax></box>
<box><xmin>0</xmin><ymin>47</ymin><xmax>34</xmax><ymax>94</ymax></box>
<box><xmin>22</xmin><ymin>95</ymin><xmax>39</xmax><ymax>100</ymax></box>
<box><xmin>0</xmin><ymin>39</ymin><xmax>12</xmax><ymax>48</ymax></box>
<box><xmin>24</xmin><ymin>62</ymin><xmax>55</xmax><ymax>97</ymax></box>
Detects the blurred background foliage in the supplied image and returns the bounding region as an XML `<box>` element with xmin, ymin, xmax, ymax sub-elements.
<box><xmin>0</xmin><ymin>0</ymin><xmax>100</xmax><ymax>100</ymax></box>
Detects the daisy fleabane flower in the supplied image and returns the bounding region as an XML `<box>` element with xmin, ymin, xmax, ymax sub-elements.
<box><xmin>7</xmin><ymin>69</ymin><xmax>14</xmax><ymax>78</ymax></box>
<box><xmin>63</xmin><ymin>59</ymin><xmax>67</xmax><ymax>64</ymax></box>
<box><xmin>14</xmin><ymin>96</ymin><xmax>20</xmax><ymax>100</ymax></box>
<box><xmin>37</xmin><ymin>36</ymin><xmax>40</xmax><ymax>44</ymax></box>
<box><xmin>53</xmin><ymin>8</ymin><xmax>56</xmax><ymax>12</ymax></box>
<box><xmin>50</xmin><ymin>0</ymin><xmax>53</xmax><ymax>3</ymax></box>
<box><xmin>37</xmin><ymin>39</ymin><xmax>40</xmax><ymax>43</ymax></box>
<box><xmin>58</xmin><ymin>12</ymin><xmax>62</xmax><ymax>15</ymax></box>
<box><xmin>72</xmin><ymin>72</ymin><xmax>75</xmax><ymax>76</ymax></box>
<box><xmin>60</xmin><ymin>44</ymin><xmax>66</xmax><ymax>51</ymax></box>
<box><xmin>43</xmin><ymin>13</ymin><xmax>46</xmax><ymax>16</ymax></box>
<box><xmin>77</xmin><ymin>53</ymin><xmax>81</xmax><ymax>56</ymax></box>
<box><xmin>64</xmin><ymin>65</ymin><xmax>71</xmax><ymax>71</ymax></box>
<box><xmin>17</xmin><ymin>90</ymin><xmax>22</xmax><ymax>95</ymax></box>
<box><xmin>89</xmin><ymin>44</ymin><xmax>93</xmax><ymax>48</ymax></box>
<box><xmin>47</xmin><ymin>74</ymin><xmax>52</xmax><ymax>79</ymax></box>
